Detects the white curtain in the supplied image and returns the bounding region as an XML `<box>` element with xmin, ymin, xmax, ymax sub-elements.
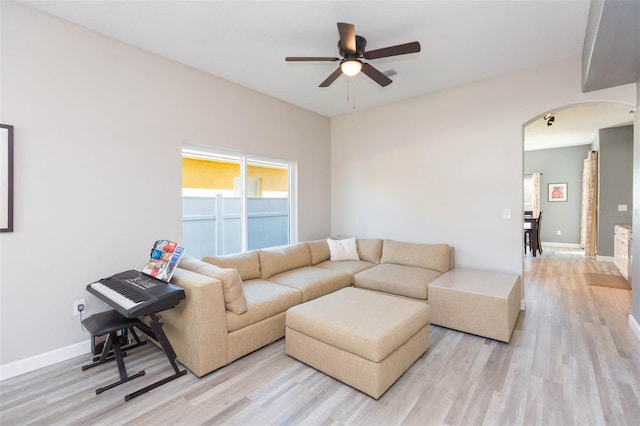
<box><xmin>580</xmin><ymin>151</ymin><xmax>598</xmax><ymax>257</ymax></box>
<box><xmin>532</xmin><ymin>172</ymin><xmax>541</xmax><ymax>218</ymax></box>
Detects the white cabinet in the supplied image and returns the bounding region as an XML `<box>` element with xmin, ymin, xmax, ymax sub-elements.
<box><xmin>614</xmin><ymin>225</ymin><xmax>631</xmax><ymax>280</ymax></box>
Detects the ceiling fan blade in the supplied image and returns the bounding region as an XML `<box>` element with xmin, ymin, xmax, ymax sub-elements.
<box><xmin>363</xmin><ymin>41</ymin><xmax>421</xmax><ymax>60</ymax></box>
<box><xmin>285</xmin><ymin>57</ymin><xmax>340</xmax><ymax>62</ymax></box>
<box><xmin>337</xmin><ymin>22</ymin><xmax>356</xmax><ymax>53</ymax></box>
<box><xmin>361</xmin><ymin>63</ymin><xmax>392</xmax><ymax>87</ymax></box>
<box><xmin>319</xmin><ymin>67</ymin><xmax>343</xmax><ymax>87</ymax></box>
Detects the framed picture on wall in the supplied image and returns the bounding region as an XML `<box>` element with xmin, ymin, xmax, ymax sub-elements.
<box><xmin>1</xmin><ymin>124</ymin><xmax>13</xmax><ymax>232</ymax></box>
<box><xmin>548</xmin><ymin>182</ymin><xmax>567</xmax><ymax>202</ymax></box>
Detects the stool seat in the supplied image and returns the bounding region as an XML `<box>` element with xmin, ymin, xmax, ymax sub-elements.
<box><xmin>82</xmin><ymin>310</ymin><xmax>143</xmax><ymax>336</ymax></box>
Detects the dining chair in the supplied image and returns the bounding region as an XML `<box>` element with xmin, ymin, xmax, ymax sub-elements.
<box><xmin>534</xmin><ymin>211</ymin><xmax>543</xmax><ymax>255</ymax></box>
<box><xmin>524</xmin><ymin>211</ymin><xmax>543</xmax><ymax>256</ymax></box>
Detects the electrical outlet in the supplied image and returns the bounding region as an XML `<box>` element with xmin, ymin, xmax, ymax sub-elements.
<box><xmin>73</xmin><ymin>299</ymin><xmax>86</xmax><ymax>316</ymax></box>
<box><xmin>557</xmin><ymin>230</ymin><xmax>562</xmax><ymax>236</ymax></box>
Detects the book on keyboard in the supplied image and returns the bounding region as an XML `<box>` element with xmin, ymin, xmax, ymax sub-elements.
<box><xmin>142</xmin><ymin>240</ymin><xmax>185</xmax><ymax>282</ymax></box>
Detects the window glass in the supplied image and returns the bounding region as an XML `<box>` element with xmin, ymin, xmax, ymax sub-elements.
<box><xmin>247</xmin><ymin>160</ymin><xmax>290</xmax><ymax>250</ymax></box>
<box><xmin>523</xmin><ymin>175</ymin><xmax>533</xmax><ymax>212</ymax></box>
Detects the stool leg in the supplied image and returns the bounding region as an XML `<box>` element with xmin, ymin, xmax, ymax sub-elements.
<box><xmin>95</xmin><ymin>332</ymin><xmax>145</xmax><ymax>395</ymax></box>
<box><xmin>121</xmin><ymin>327</ymin><xmax>147</xmax><ymax>352</ymax></box>
<box><xmin>82</xmin><ymin>332</ymin><xmax>118</xmax><ymax>371</ymax></box>
<box><xmin>113</xmin><ymin>334</ymin><xmax>128</xmax><ymax>381</ymax></box>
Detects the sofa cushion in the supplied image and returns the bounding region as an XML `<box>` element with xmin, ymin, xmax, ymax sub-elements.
<box><xmin>258</xmin><ymin>243</ymin><xmax>311</xmax><ymax>279</ymax></box>
<box><xmin>327</xmin><ymin>237</ymin><xmax>360</xmax><ymax>261</ymax></box>
<box><xmin>307</xmin><ymin>239</ymin><xmax>330</xmax><ymax>265</ymax></box>
<box><xmin>316</xmin><ymin>259</ymin><xmax>375</xmax><ymax>276</ymax></box>
<box><xmin>380</xmin><ymin>240</ymin><xmax>451</xmax><ymax>274</ymax></box>
<box><xmin>178</xmin><ymin>256</ymin><xmax>248</xmax><ymax>314</ymax></box>
<box><xmin>225</xmin><ymin>279</ymin><xmax>302</xmax><ymax>332</ymax></box>
<box><xmin>354</xmin><ymin>263</ymin><xmax>442</xmax><ymax>300</ymax></box>
<box><xmin>203</xmin><ymin>251</ymin><xmax>261</xmax><ymax>281</ymax></box>
<box><xmin>357</xmin><ymin>239</ymin><xmax>383</xmax><ymax>264</ymax></box>
<box><xmin>268</xmin><ymin>266</ymin><xmax>353</xmax><ymax>302</ymax></box>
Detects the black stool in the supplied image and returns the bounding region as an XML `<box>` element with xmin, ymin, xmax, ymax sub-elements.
<box><xmin>81</xmin><ymin>310</ymin><xmax>147</xmax><ymax>395</ymax></box>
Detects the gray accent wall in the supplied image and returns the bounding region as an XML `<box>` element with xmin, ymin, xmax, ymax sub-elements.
<box><xmin>524</xmin><ymin>145</ymin><xmax>592</xmax><ymax>245</ymax></box>
<box><xmin>598</xmin><ymin>125</ymin><xmax>634</xmax><ymax>257</ymax></box>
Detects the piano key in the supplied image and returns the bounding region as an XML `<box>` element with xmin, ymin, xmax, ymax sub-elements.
<box><xmin>89</xmin><ymin>282</ymin><xmax>141</xmax><ymax>310</ymax></box>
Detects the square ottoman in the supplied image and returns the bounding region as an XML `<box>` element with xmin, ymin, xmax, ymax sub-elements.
<box><xmin>428</xmin><ymin>268</ymin><xmax>521</xmax><ymax>343</ymax></box>
<box><xmin>285</xmin><ymin>287</ymin><xmax>430</xmax><ymax>399</ymax></box>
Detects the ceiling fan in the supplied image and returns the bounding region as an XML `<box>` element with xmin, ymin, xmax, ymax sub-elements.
<box><xmin>285</xmin><ymin>22</ymin><xmax>421</xmax><ymax>88</ymax></box>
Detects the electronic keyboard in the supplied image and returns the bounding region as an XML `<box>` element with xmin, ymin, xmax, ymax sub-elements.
<box><xmin>87</xmin><ymin>270</ymin><xmax>185</xmax><ymax>318</ymax></box>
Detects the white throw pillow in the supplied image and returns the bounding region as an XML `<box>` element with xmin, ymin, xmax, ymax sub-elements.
<box><xmin>327</xmin><ymin>237</ymin><xmax>360</xmax><ymax>261</ymax></box>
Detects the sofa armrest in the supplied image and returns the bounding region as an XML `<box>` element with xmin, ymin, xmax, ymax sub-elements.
<box><xmin>160</xmin><ymin>268</ymin><xmax>229</xmax><ymax>377</ymax></box>
<box><xmin>449</xmin><ymin>246</ymin><xmax>455</xmax><ymax>270</ymax></box>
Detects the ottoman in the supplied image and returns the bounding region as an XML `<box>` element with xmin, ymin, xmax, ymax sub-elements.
<box><xmin>427</xmin><ymin>268</ymin><xmax>521</xmax><ymax>343</ymax></box>
<box><xmin>285</xmin><ymin>287</ymin><xmax>430</xmax><ymax>399</ymax></box>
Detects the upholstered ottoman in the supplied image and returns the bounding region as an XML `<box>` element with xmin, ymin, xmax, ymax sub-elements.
<box><xmin>428</xmin><ymin>268</ymin><xmax>521</xmax><ymax>343</ymax></box>
<box><xmin>285</xmin><ymin>287</ymin><xmax>430</xmax><ymax>399</ymax></box>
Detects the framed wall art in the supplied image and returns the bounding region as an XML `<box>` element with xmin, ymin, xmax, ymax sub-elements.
<box><xmin>548</xmin><ymin>182</ymin><xmax>567</xmax><ymax>202</ymax></box>
<box><xmin>1</xmin><ymin>124</ymin><xmax>14</xmax><ymax>232</ymax></box>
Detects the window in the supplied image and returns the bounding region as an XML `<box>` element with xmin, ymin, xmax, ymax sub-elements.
<box><xmin>523</xmin><ymin>175</ymin><xmax>533</xmax><ymax>212</ymax></box>
<box><xmin>182</xmin><ymin>145</ymin><xmax>296</xmax><ymax>258</ymax></box>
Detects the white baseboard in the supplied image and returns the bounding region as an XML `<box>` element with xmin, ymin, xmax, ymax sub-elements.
<box><xmin>540</xmin><ymin>242</ymin><xmax>582</xmax><ymax>248</ymax></box>
<box><xmin>0</xmin><ymin>339</ymin><xmax>90</xmax><ymax>381</ymax></box>
<box><xmin>630</xmin><ymin>315</ymin><xmax>640</xmax><ymax>343</ymax></box>
<box><xmin>596</xmin><ymin>255</ymin><xmax>614</xmax><ymax>262</ymax></box>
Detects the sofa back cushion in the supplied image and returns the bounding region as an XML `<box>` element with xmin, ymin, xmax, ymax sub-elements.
<box><xmin>259</xmin><ymin>243</ymin><xmax>311</xmax><ymax>279</ymax></box>
<box><xmin>202</xmin><ymin>251</ymin><xmax>261</xmax><ymax>281</ymax></box>
<box><xmin>357</xmin><ymin>239</ymin><xmax>383</xmax><ymax>264</ymax></box>
<box><xmin>178</xmin><ymin>256</ymin><xmax>248</xmax><ymax>314</ymax></box>
<box><xmin>380</xmin><ymin>239</ymin><xmax>451</xmax><ymax>273</ymax></box>
<box><xmin>307</xmin><ymin>239</ymin><xmax>330</xmax><ymax>265</ymax></box>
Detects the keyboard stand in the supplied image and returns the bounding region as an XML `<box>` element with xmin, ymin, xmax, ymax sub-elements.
<box><xmin>123</xmin><ymin>312</ymin><xmax>187</xmax><ymax>401</ymax></box>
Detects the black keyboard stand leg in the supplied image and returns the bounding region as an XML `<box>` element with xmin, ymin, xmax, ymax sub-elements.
<box><xmin>124</xmin><ymin>313</ymin><xmax>187</xmax><ymax>401</ymax></box>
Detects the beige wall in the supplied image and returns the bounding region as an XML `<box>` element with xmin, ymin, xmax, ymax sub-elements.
<box><xmin>0</xmin><ymin>2</ymin><xmax>330</xmax><ymax>369</ymax></box>
<box><xmin>633</xmin><ymin>80</ymin><xmax>640</xmax><ymax>330</ymax></box>
<box><xmin>331</xmin><ymin>58</ymin><xmax>636</xmax><ymax>281</ymax></box>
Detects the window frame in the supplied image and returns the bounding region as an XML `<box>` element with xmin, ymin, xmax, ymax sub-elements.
<box><xmin>182</xmin><ymin>143</ymin><xmax>297</xmax><ymax>253</ymax></box>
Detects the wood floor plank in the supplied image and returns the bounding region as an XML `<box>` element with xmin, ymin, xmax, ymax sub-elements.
<box><xmin>1</xmin><ymin>247</ymin><xmax>639</xmax><ymax>425</ymax></box>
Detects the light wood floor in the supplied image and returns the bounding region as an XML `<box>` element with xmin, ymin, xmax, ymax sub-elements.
<box><xmin>2</xmin><ymin>248</ymin><xmax>639</xmax><ymax>425</ymax></box>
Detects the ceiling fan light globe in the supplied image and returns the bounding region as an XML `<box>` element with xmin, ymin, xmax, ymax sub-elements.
<box><xmin>341</xmin><ymin>60</ymin><xmax>362</xmax><ymax>76</ymax></box>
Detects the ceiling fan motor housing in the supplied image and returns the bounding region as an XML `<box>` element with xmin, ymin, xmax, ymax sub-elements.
<box><xmin>339</xmin><ymin>35</ymin><xmax>367</xmax><ymax>58</ymax></box>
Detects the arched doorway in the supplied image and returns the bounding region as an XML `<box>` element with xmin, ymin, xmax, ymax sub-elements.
<box><xmin>523</xmin><ymin>102</ymin><xmax>634</xmax><ymax>259</ymax></box>
<box><xmin>521</xmin><ymin>102</ymin><xmax>635</xmax><ymax>311</ymax></box>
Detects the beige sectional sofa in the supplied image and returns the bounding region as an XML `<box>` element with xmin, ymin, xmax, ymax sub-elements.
<box><xmin>163</xmin><ymin>238</ymin><xmax>454</xmax><ymax>377</ymax></box>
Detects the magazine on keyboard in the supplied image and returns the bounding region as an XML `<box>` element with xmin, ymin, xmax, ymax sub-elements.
<box><xmin>141</xmin><ymin>240</ymin><xmax>185</xmax><ymax>282</ymax></box>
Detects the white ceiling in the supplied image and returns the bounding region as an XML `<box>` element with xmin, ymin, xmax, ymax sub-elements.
<box><xmin>20</xmin><ymin>0</ymin><xmax>635</xmax><ymax>148</ymax></box>
<box><xmin>525</xmin><ymin>104</ymin><xmax>635</xmax><ymax>151</ymax></box>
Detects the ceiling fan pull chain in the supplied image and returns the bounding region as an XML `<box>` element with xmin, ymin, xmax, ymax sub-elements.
<box><xmin>346</xmin><ymin>79</ymin><xmax>350</xmax><ymax>101</ymax></box>
<box><xmin>352</xmin><ymin>77</ymin><xmax>356</xmax><ymax>110</ymax></box>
